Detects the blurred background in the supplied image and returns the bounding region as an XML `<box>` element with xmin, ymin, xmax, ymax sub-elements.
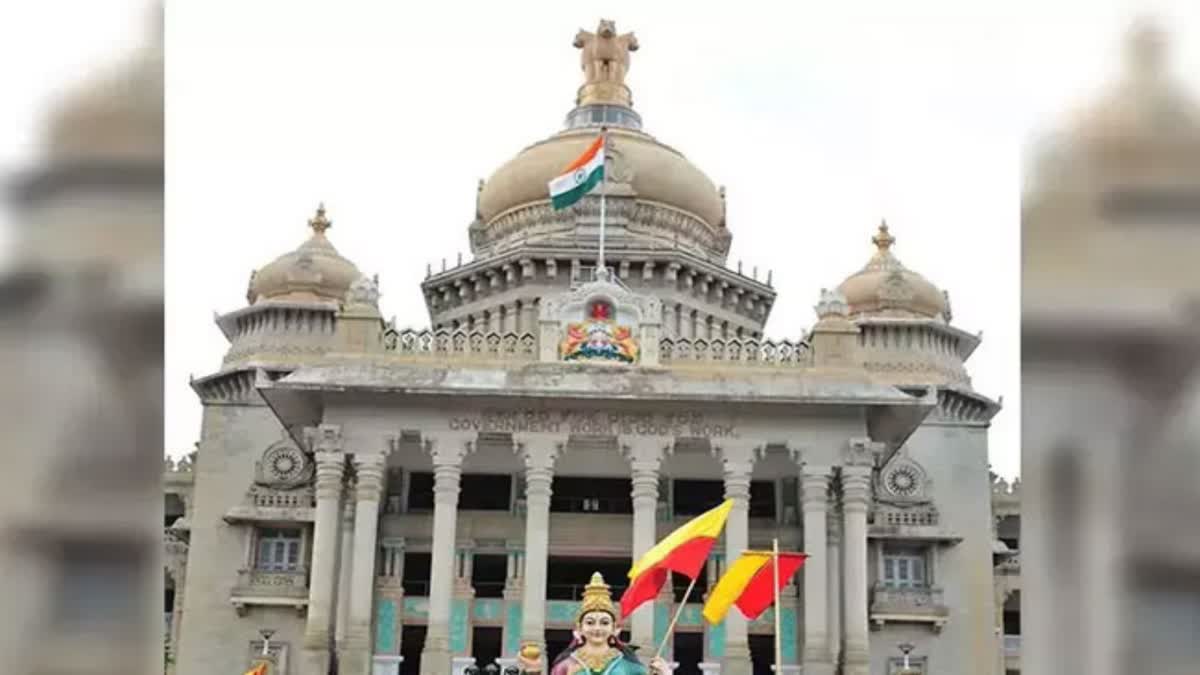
<box><xmin>0</xmin><ymin>1</ymin><xmax>1195</xmax><ymax>674</ymax></box>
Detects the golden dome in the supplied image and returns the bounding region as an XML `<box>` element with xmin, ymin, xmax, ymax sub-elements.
<box><xmin>44</xmin><ymin>4</ymin><xmax>163</xmax><ymax>163</ymax></box>
<box><xmin>248</xmin><ymin>204</ymin><xmax>362</xmax><ymax>305</ymax></box>
<box><xmin>477</xmin><ymin>127</ymin><xmax>725</xmax><ymax>228</ymax></box>
<box><xmin>836</xmin><ymin>221</ymin><xmax>947</xmax><ymax>320</ymax></box>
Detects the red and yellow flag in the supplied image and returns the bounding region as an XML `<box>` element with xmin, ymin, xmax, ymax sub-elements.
<box><xmin>243</xmin><ymin>663</ymin><xmax>268</xmax><ymax>675</ymax></box>
<box><xmin>702</xmin><ymin>551</ymin><xmax>807</xmax><ymax>624</ymax></box>
<box><xmin>619</xmin><ymin>499</ymin><xmax>733</xmax><ymax>619</ymax></box>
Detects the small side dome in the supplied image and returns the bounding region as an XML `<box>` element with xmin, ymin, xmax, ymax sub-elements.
<box><xmin>248</xmin><ymin>204</ymin><xmax>362</xmax><ymax>305</ymax></box>
<box><xmin>836</xmin><ymin>221</ymin><xmax>947</xmax><ymax>320</ymax></box>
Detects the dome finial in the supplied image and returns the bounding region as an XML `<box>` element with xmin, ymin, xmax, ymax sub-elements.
<box><xmin>309</xmin><ymin>202</ymin><xmax>332</xmax><ymax>236</ymax></box>
<box><xmin>872</xmin><ymin>219</ymin><xmax>895</xmax><ymax>252</ymax></box>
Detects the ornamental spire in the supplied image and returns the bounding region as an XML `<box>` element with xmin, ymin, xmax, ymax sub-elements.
<box><xmin>308</xmin><ymin>202</ymin><xmax>331</xmax><ymax>236</ymax></box>
<box><xmin>872</xmin><ymin>219</ymin><xmax>895</xmax><ymax>252</ymax></box>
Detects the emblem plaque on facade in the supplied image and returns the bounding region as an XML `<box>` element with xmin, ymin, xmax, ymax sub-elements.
<box><xmin>560</xmin><ymin>299</ymin><xmax>639</xmax><ymax>363</ymax></box>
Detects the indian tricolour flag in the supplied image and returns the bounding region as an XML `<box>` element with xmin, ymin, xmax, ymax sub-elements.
<box><xmin>548</xmin><ymin>135</ymin><xmax>605</xmax><ymax>210</ymax></box>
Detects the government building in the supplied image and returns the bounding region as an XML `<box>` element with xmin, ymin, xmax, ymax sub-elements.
<box><xmin>164</xmin><ymin>19</ymin><xmax>1009</xmax><ymax>675</ymax></box>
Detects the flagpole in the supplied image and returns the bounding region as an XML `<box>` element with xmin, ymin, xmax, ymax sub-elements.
<box><xmin>773</xmin><ymin>538</ymin><xmax>782</xmax><ymax>674</ymax></box>
<box><xmin>598</xmin><ymin>126</ymin><xmax>608</xmax><ymax>278</ymax></box>
<box><xmin>653</xmin><ymin>574</ymin><xmax>698</xmax><ymax>661</ymax></box>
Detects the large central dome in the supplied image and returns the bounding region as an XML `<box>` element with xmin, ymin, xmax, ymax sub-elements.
<box><xmin>469</xmin><ymin>20</ymin><xmax>731</xmax><ymax>263</ymax></box>
<box><xmin>477</xmin><ymin>127</ymin><xmax>725</xmax><ymax>228</ymax></box>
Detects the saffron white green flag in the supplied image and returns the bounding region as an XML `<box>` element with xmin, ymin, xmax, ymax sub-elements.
<box><xmin>548</xmin><ymin>135</ymin><xmax>605</xmax><ymax>210</ymax></box>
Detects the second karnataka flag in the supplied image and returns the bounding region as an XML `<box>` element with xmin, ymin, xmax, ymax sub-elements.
<box><xmin>619</xmin><ymin>499</ymin><xmax>734</xmax><ymax>619</ymax></box>
<box><xmin>702</xmin><ymin>550</ymin><xmax>807</xmax><ymax>623</ymax></box>
<box><xmin>548</xmin><ymin>135</ymin><xmax>605</xmax><ymax>210</ymax></box>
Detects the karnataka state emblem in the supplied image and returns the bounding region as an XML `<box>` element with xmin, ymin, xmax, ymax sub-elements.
<box><xmin>561</xmin><ymin>300</ymin><xmax>639</xmax><ymax>364</ymax></box>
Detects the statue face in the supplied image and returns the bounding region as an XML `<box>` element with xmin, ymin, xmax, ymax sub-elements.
<box><xmin>597</xmin><ymin>20</ymin><xmax>616</xmax><ymax>37</ymax></box>
<box><xmin>578</xmin><ymin>611</ymin><xmax>616</xmax><ymax>646</ymax></box>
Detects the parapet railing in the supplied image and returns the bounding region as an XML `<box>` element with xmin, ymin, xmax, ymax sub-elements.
<box><xmin>381</xmin><ymin>327</ymin><xmax>812</xmax><ymax>369</ymax></box>
<box><xmin>383</xmin><ymin>328</ymin><xmax>538</xmax><ymax>361</ymax></box>
<box><xmin>659</xmin><ymin>337</ymin><xmax>811</xmax><ymax>367</ymax></box>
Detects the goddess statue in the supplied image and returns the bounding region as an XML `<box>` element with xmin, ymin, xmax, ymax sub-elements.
<box><xmin>517</xmin><ymin>573</ymin><xmax>671</xmax><ymax>675</ymax></box>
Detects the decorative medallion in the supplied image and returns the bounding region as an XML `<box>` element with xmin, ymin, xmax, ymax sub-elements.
<box><xmin>255</xmin><ymin>440</ymin><xmax>314</xmax><ymax>489</ymax></box>
<box><xmin>560</xmin><ymin>299</ymin><xmax>639</xmax><ymax>364</ymax></box>
<box><xmin>878</xmin><ymin>455</ymin><xmax>930</xmax><ymax>502</ymax></box>
<box><xmin>878</xmin><ymin>270</ymin><xmax>915</xmax><ymax>303</ymax></box>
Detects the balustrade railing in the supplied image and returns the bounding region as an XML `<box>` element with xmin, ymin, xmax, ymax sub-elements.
<box><xmin>232</xmin><ymin>568</ymin><xmax>310</xmax><ymax>599</ymax></box>
<box><xmin>659</xmin><ymin>337</ymin><xmax>810</xmax><ymax>366</ymax></box>
<box><xmin>383</xmin><ymin>328</ymin><xmax>537</xmax><ymax>361</ymax></box>
<box><xmin>550</xmin><ymin>496</ymin><xmax>633</xmax><ymax>514</ymax></box>
<box><xmin>874</xmin><ymin>505</ymin><xmax>940</xmax><ymax>527</ymax></box>
<box><xmin>249</xmin><ymin>486</ymin><xmax>315</xmax><ymax>509</ymax></box>
<box><xmin>870</xmin><ymin>583</ymin><xmax>947</xmax><ymax>614</ymax></box>
<box><xmin>547</xmin><ymin>583</ymin><xmax>628</xmax><ymax>601</ymax></box>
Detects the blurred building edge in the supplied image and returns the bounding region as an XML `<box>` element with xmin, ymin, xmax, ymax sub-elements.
<box><xmin>0</xmin><ymin>4</ymin><xmax>163</xmax><ymax>675</ymax></box>
<box><xmin>3</xmin><ymin>0</ymin><xmax>163</xmax><ymax>305</ymax></box>
<box><xmin>1021</xmin><ymin>15</ymin><xmax>1200</xmax><ymax>675</ymax></box>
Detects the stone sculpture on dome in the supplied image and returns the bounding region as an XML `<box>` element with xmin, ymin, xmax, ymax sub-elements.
<box><xmin>573</xmin><ymin>19</ymin><xmax>639</xmax><ymax>107</ymax></box>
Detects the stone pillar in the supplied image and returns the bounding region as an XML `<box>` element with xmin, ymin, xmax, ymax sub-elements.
<box><xmin>421</xmin><ymin>434</ymin><xmax>473</xmax><ymax>675</ymax></box>
<box><xmin>520</xmin><ymin>300</ymin><xmax>538</xmax><ymax>334</ymax></box>
<box><xmin>344</xmin><ymin>450</ymin><xmax>388</xmax><ymax>675</ymax></box>
<box><xmin>840</xmin><ymin>444</ymin><xmax>875</xmax><ymax>675</ymax></box>
<box><xmin>502</xmin><ymin>303</ymin><xmax>519</xmax><ymax>334</ymax></box>
<box><xmin>826</xmin><ymin>490</ymin><xmax>842</xmax><ymax>668</ymax></box>
<box><xmin>717</xmin><ymin>443</ymin><xmax>756</xmax><ymax>675</ymax></box>
<box><xmin>624</xmin><ymin>438</ymin><xmax>667</xmax><ymax>651</ymax></box>
<box><xmin>336</xmin><ymin>498</ymin><xmax>356</xmax><ymax>652</ymax></box>
<box><xmin>801</xmin><ymin>465</ymin><xmax>833</xmax><ymax>675</ymax></box>
<box><xmin>664</xmin><ymin>303</ymin><xmax>677</xmax><ymax>337</ymax></box>
<box><xmin>514</xmin><ymin>435</ymin><xmax>561</xmax><ymax>664</ymax></box>
<box><xmin>301</xmin><ymin>427</ymin><xmax>346</xmax><ymax>675</ymax></box>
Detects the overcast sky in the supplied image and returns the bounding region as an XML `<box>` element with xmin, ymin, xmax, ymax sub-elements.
<box><xmin>4</xmin><ymin>1</ymin><xmax>1199</xmax><ymax>480</ymax></box>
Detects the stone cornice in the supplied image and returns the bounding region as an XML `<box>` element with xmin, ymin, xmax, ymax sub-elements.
<box><xmin>190</xmin><ymin>367</ymin><xmax>289</xmax><ymax>406</ymax></box>
<box><xmin>855</xmin><ymin>316</ymin><xmax>982</xmax><ymax>362</ymax></box>
<box><xmin>911</xmin><ymin>387</ymin><xmax>1003</xmax><ymax>426</ymax></box>
<box><xmin>214</xmin><ymin>301</ymin><xmax>340</xmax><ymax>343</ymax></box>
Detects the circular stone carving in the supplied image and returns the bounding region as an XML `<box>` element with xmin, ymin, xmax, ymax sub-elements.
<box><xmin>257</xmin><ymin>440</ymin><xmax>313</xmax><ymax>489</ymax></box>
<box><xmin>880</xmin><ymin>457</ymin><xmax>928</xmax><ymax>500</ymax></box>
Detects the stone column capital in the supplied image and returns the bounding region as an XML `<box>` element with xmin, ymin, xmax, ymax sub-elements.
<box><xmin>844</xmin><ymin>437</ymin><xmax>885</xmax><ymax>468</ymax></box>
<box><xmin>714</xmin><ymin>441</ymin><xmax>759</xmax><ymax>472</ymax></box>
<box><xmin>352</xmin><ymin>453</ymin><xmax>387</xmax><ymax>503</ymax></box>
<box><xmin>304</xmin><ymin>423</ymin><xmax>344</xmax><ymax>453</ymax></box>
<box><xmin>314</xmin><ymin>452</ymin><xmax>346</xmax><ymax>499</ymax></box>
<box><xmin>620</xmin><ymin>436</ymin><xmax>672</xmax><ymax>468</ymax></box>
<box><xmin>800</xmin><ymin>467</ymin><xmax>832</xmax><ymax>510</ymax></box>
<box><xmin>512</xmin><ymin>434</ymin><xmax>565</xmax><ymax>475</ymax></box>
<box><xmin>840</xmin><ymin>465</ymin><xmax>873</xmax><ymax>509</ymax></box>
<box><xmin>424</xmin><ymin>432</ymin><xmax>475</xmax><ymax>467</ymax></box>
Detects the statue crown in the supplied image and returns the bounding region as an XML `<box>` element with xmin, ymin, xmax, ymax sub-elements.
<box><xmin>576</xmin><ymin>571</ymin><xmax>618</xmax><ymax>622</ymax></box>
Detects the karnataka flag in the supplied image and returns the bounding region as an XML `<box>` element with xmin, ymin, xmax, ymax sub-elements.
<box><xmin>548</xmin><ymin>135</ymin><xmax>605</xmax><ymax>210</ymax></box>
<box><xmin>619</xmin><ymin>499</ymin><xmax>734</xmax><ymax>619</ymax></box>
<box><xmin>702</xmin><ymin>550</ymin><xmax>807</xmax><ymax>624</ymax></box>
<box><xmin>242</xmin><ymin>664</ymin><xmax>268</xmax><ymax>675</ymax></box>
